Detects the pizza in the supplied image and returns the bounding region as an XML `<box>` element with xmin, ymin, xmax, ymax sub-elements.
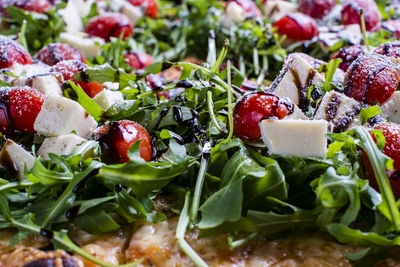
<box><xmin>1</xmin><ymin>0</ymin><xmax>400</xmax><ymax>266</ymax></box>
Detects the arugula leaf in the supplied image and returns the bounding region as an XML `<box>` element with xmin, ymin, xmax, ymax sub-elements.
<box><xmin>199</xmin><ymin>148</ymin><xmax>287</xmax><ymax>228</ymax></box>
<box><xmin>73</xmin><ymin>208</ymin><xmax>120</xmax><ymax>234</ymax></box>
<box><xmin>97</xmin><ymin>139</ymin><xmax>196</xmax><ymax>197</ymax></box>
<box><xmin>328</xmin><ymin>223</ymin><xmax>400</xmax><ymax>247</ymax></box>
<box><xmin>68</xmin><ymin>81</ymin><xmax>104</xmax><ymax>121</ymax></box>
<box><xmin>313</xmin><ymin>166</ymin><xmax>361</xmax><ymax>226</ymax></box>
<box><xmin>75</xmin><ymin>64</ymin><xmax>137</xmax><ymax>89</ymax></box>
<box><xmin>41</xmin><ymin>160</ymin><xmax>103</xmax><ymax>228</ymax></box>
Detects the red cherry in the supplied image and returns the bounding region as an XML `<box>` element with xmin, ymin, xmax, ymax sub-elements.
<box><xmin>0</xmin><ymin>87</ymin><xmax>45</xmax><ymax>134</ymax></box>
<box><xmin>35</xmin><ymin>43</ymin><xmax>86</xmax><ymax>66</ymax></box>
<box><xmin>382</xmin><ymin>20</ymin><xmax>400</xmax><ymax>40</ymax></box>
<box><xmin>128</xmin><ymin>0</ymin><xmax>158</xmax><ymax>18</ymax></box>
<box><xmin>299</xmin><ymin>0</ymin><xmax>336</xmax><ymax>19</ymax></box>
<box><xmin>233</xmin><ymin>92</ymin><xmax>293</xmax><ymax>141</ymax></box>
<box><xmin>0</xmin><ymin>36</ymin><xmax>32</xmax><ymax>69</ymax></box>
<box><xmin>227</xmin><ymin>0</ymin><xmax>262</xmax><ymax>18</ymax></box>
<box><xmin>341</xmin><ymin>0</ymin><xmax>381</xmax><ymax>32</ymax></box>
<box><xmin>343</xmin><ymin>54</ymin><xmax>400</xmax><ymax>105</ymax></box>
<box><xmin>124</xmin><ymin>52</ymin><xmax>154</xmax><ymax>70</ymax></box>
<box><xmin>363</xmin><ymin>123</ymin><xmax>400</xmax><ymax>199</ymax></box>
<box><xmin>0</xmin><ymin>0</ymin><xmax>51</xmax><ymax>15</ymax></box>
<box><xmin>274</xmin><ymin>13</ymin><xmax>318</xmax><ymax>41</ymax></box>
<box><xmin>331</xmin><ymin>45</ymin><xmax>366</xmax><ymax>72</ymax></box>
<box><xmin>50</xmin><ymin>60</ymin><xmax>103</xmax><ymax>97</ymax></box>
<box><xmin>94</xmin><ymin>120</ymin><xmax>153</xmax><ymax>163</ymax></box>
<box><xmin>85</xmin><ymin>13</ymin><xmax>133</xmax><ymax>42</ymax></box>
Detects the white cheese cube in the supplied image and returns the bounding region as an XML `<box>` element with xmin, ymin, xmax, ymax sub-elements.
<box><xmin>313</xmin><ymin>91</ymin><xmax>361</xmax><ymax>132</ymax></box>
<box><xmin>221</xmin><ymin>2</ymin><xmax>246</xmax><ymax>27</ymax></box>
<box><xmin>38</xmin><ymin>134</ymin><xmax>86</xmax><ymax>160</ymax></box>
<box><xmin>284</xmin><ymin>104</ymin><xmax>308</xmax><ymax>120</ymax></box>
<box><xmin>58</xmin><ymin>1</ymin><xmax>83</xmax><ymax>33</ymax></box>
<box><xmin>24</xmin><ymin>74</ymin><xmax>63</xmax><ymax>96</ymax></box>
<box><xmin>269</xmin><ymin>54</ymin><xmax>325</xmax><ymax>106</ymax></box>
<box><xmin>110</xmin><ymin>0</ymin><xmax>142</xmax><ymax>25</ymax></box>
<box><xmin>10</xmin><ymin>63</ymin><xmax>50</xmax><ymax>78</ymax></box>
<box><xmin>0</xmin><ymin>140</ymin><xmax>35</xmax><ymax>180</ymax></box>
<box><xmin>264</xmin><ymin>0</ymin><xmax>297</xmax><ymax>21</ymax></box>
<box><xmin>60</xmin><ymin>32</ymin><xmax>103</xmax><ymax>59</ymax></box>
<box><xmin>93</xmin><ymin>89</ymin><xmax>124</xmax><ymax>110</ymax></box>
<box><xmin>260</xmin><ymin>119</ymin><xmax>328</xmax><ymax>158</ymax></box>
<box><xmin>380</xmin><ymin>91</ymin><xmax>400</xmax><ymax>124</ymax></box>
<box><xmin>34</xmin><ymin>95</ymin><xmax>98</xmax><ymax>138</ymax></box>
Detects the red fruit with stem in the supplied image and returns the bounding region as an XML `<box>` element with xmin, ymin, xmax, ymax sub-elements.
<box><xmin>50</xmin><ymin>60</ymin><xmax>103</xmax><ymax>98</ymax></box>
<box><xmin>363</xmin><ymin>123</ymin><xmax>400</xmax><ymax>199</ymax></box>
<box><xmin>0</xmin><ymin>0</ymin><xmax>51</xmax><ymax>15</ymax></box>
<box><xmin>35</xmin><ymin>43</ymin><xmax>86</xmax><ymax>66</ymax></box>
<box><xmin>330</xmin><ymin>45</ymin><xmax>366</xmax><ymax>72</ymax></box>
<box><xmin>299</xmin><ymin>0</ymin><xmax>336</xmax><ymax>19</ymax></box>
<box><xmin>124</xmin><ymin>52</ymin><xmax>154</xmax><ymax>70</ymax></box>
<box><xmin>233</xmin><ymin>92</ymin><xmax>293</xmax><ymax>141</ymax></box>
<box><xmin>343</xmin><ymin>54</ymin><xmax>400</xmax><ymax>105</ymax></box>
<box><xmin>128</xmin><ymin>0</ymin><xmax>158</xmax><ymax>18</ymax></box>
<box><xmin>227</xmin><ymin>0</ymin><xmax>262</xmax><ymax>18</ymax></box>
<box><xmin>0</xmin><ymin>36</ymin><xmax>32</xmax><ymax>69</ymax></box>
<box><xmin>341</xmin><ymin>0</ymin><xmax>381</xmax><ymax>32</ymax></box>
<box><xmin>85</xmin><ymin>13</ymin><xmax>133</xmax><ymax>42</ymax></box>
<box><xmin>94</xmin><ymin>120</ymin><xmax>153</xmax><ymax>163</ymax></box>
<box><xmin>0</xmin><ymin>87</ymin><xmax>45</xmax><ymax>134</ymax></box>
<box><xmin>274</xmin><ymin>13</ymin><xmax>318</xmax><ymax>41</ymax></box>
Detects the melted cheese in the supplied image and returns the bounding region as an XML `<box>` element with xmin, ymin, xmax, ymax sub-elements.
<box><xmin>125</xmin><ymin>218</ymin><xmax>358</xmax><ymax>267</ymax></box>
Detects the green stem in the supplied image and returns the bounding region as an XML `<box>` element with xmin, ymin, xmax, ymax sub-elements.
<box><xmin>190</xmin><ymin>154</ymin><xmax>209</xmax><ymax>222</ymax></box>
<box><xmin>207</xmin><ymin>91</ymin><xmax>223</xmax><ymax>133</ymax></box>
<box><xmin>224</xmin><ymin>60</ymin><xmax>234</xmax><ymax>143</ymax></box>
<box><xmin>177</xmin><ymin>193</ymin><xmax>208</xmax><ymax>267</ymax></box>
<box><xmin>359</xmin><ymin>9</ymin><xmax>370</xmax><ymax>52</ymax></box>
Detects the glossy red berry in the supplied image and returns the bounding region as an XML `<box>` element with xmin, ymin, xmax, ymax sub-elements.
<box><xmin>299</xmin><ymin>0</ymin><xmax>336</xmax><ymax>19</ymax></box>
<box><xmin>331</xmin><ymin>45</ymin><xmax>366</xmax><ymax>72</ymax></box>
<box><xmin>85</xmin><ymin>13</ymin><xmax>133</xmax><ymax>42</ymax></box>
<box><xmin>124</xmin><ymin>52</ymin><xmax>154</xmax><ymax>70</ymax></box>
<box><xmin>0</xmin><ymin>36</ymin><xmax>32</xmax><ymax>69</ymax></box>
<box><xmin>227</xmin><ymin>0</ymin><xmax>262</xmax><ymax>18</ymax></box>
<box><xmin>233</xmin><ymin>92</ymin><xmax>293</xmax><ymax>141</ymax></box>
<box><xmin>343</xmin><ymin>54</ymin><xmax>400</xmax><ymax>105</ymax></box>
<box><xmin>382</xmin><ymin>20</ymin><xmax>400</xmax><ymax>40</ymax></box>
<box><xmin>0</xmin><ymin>87</ymin><xmax>45</xmax><ymax>134</ymax></box>
<box><xmin>363</xmin><ymin>123</ymin><xmax>400</xmax><ymax>199</ymax></box>
<box><xmin>341</xmin><ymin>0</ymin><xmax>381</xmax><ymax>32</ymax></box>
<box><xmin>94</xmin><ymin>120</ymin><xmax>153</xmax><ymax>163</ymax></box>
<box><xmin>50</xmin><ymin>60</ymin><xmax>103</xmax><ymax>97</ymax></box>
<box><xmin>0</xmin><ymin>0</ymin><xmax>51</xmax><ymax>15</ymax></box>
<box><xmin>274</xmin><ymin>13</ymin><xmax>318</xmax><ymax>41</ymax></box>
<box><xmin>35</xmin><ymin>43</ymin><xmax>86</xmax><ymax>66</ymax></box>
<box><xmin>128</xmin><ymin>0</ymin><xmax>158</xmax><ymax>18</ymax></box>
